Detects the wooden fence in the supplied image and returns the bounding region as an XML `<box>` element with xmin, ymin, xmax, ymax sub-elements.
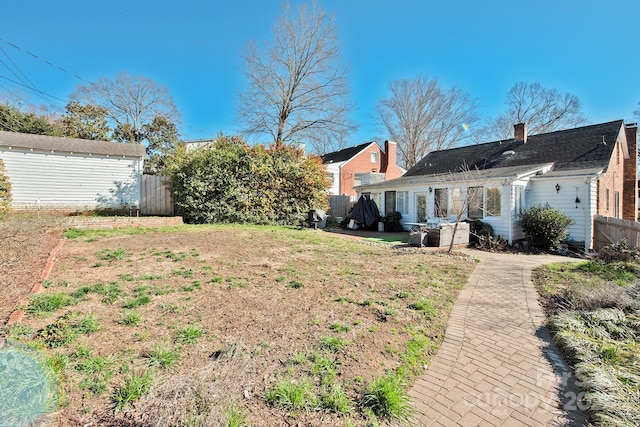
<box><xmin>327</xmin><ymin>195</ymin><xmax>356</xmax><ymax>221</ymax></box>
<box><xmin>593</xmin><ymin>215</ymin><xmax>640</xmax><ymax>250</ymax></box>
<box><xmin>140</xmin><ymin>175</ymin><xmax>174</xmax><ymax>216</ymax></box>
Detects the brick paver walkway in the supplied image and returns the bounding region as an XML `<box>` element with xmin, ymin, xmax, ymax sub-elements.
<box><xmin>406</xmin><ymin>250</ymin><xmax>590</xmax><ymax>426</ymax></box>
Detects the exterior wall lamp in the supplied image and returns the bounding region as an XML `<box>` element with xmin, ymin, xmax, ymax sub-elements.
<box><xmin>429</xmin><ymin>187</ymin><xmax>433</xmax><ymax>193</ymax></box>
<box><xmin>555</xmin><ymin>183</ymin><xmax>560</xmax><ymax>193</ymax></box>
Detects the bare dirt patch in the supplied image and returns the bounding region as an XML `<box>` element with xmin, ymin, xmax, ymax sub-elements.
<box><xmin>3</xmin><ymin>223</ymin><xmax>476</xmax><ymax>426</ymax></box>
<box><xmin>0</xmin><ymin>215</ymin><xmax>64</xmax><ymax>322</ymax></box>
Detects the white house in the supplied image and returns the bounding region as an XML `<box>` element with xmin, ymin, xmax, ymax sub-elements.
<box><xmin>0</xmin><ymin>131</ymin><xmax>145</xmax><ymax>212</ymax></box>
<box><xmin>358</xmin><ymin>121</ymin><xmax>638</xmax><ymax>252</ymax></box>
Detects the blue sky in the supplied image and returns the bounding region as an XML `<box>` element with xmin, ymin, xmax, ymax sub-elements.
<box><xmin>1</xmin><ymin>0</ymin><xmax>639</xmax><ymax>146</ymax></box>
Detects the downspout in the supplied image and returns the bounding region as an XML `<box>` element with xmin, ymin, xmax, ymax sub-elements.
<box><xmin>585</xmin><ymin>176</ymin><xmax>596</xmax><ymax>252</ymax></box>
<box><xmin>507</xmin><ymin>183</ymin><xmax>513</xmax><ymax>245</ymax></box>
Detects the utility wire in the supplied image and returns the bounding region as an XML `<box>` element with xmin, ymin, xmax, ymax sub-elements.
<box><xmin>0</xmin><ymin>38</ymin><xmax>94</xmax><ymax>86</ymax></box>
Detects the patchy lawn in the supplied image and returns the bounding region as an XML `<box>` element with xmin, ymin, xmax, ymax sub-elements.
<box><xmin>534</xmin><ymin>260</ymin><xmax>640</xmax><ymax>426</ymax></box>
<box><xmin>2</xmin><ymin>222</ymin><xmax>476</xmax><ymax>426</ymax></box>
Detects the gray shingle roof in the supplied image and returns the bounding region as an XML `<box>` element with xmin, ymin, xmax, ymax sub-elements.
<box><xmin>405</xmin><ymin>120</ymin><xmax>623</xmax><ymax>178</ymax></box>
<box><xmin>0</xmin><ymin>130</ymin><xmax>146</xmax><ymax>158</ymax></box>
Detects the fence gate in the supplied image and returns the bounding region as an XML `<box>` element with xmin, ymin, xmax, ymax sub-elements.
<box><xmin>141</xmin><ymin>175</ymin><xmax>174</xmax><ymax>216</ymax></box>
<box><xmin>328</xmin><ymin>195</ymin><xmax>356</xmax><ymax>221</ymax></box>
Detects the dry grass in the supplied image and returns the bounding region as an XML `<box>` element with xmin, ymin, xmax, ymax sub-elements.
<box><xmin>535</xmin><ymin>260</ymin><xmax>640</xmax><ymax>426</ymax></box>
<box><xmin>2</xmin><ymin>222</ymin><xmax>476</xmax><ymax>426</ymax></box>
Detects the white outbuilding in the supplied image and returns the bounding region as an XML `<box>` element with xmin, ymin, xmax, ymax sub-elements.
<box><xmin>0</xmin><ymin>131</ymin><xmax>145</xmax><ymax>212</ymax></box>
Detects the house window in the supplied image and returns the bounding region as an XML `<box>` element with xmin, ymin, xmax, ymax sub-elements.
<box><xmin>396</xmin><ymin>191</ymin><xmax>408</xmax><ymax>215</ymax></box>
<box><xmin>486</xmin><ymin>187</ymin><xmax>501</xmax><ymax>216</ymax></box>
<box><xmin>605</xmin><ymin>189</ymin><xmax>610</xmax><ymax>211</ymax></box>
<box><xmin>385</xmin><ymin>191</ymin><xmax>396</xmax><ymax>215</ymax></box>
<box><xmin>434</xmin><ymin>188</ymin><xmax>448</xmax><ymax>218</ymax></box>
<box><xmin>450</xmin><ymin>188</ymin><xmax>463</xmax><ymax>216</ymax></box>
<box><xmin>468</xmin><ymin>186</ymin><xmax>483</xmax><ymax>219</ymax></box>
<box><xmin>371</xmin><ymin>151</ymin><xmax>378</xmax><ymax>163</ymax></box>
<box><xmin>614</xmin><ymin>191</ymin><xmax>620</xmax><ymax>218</ymax></box>
<box><xmin>371</xmin><ymin>192</ymin><xmax>383</xmax><ymax>211</ymax></box>
<box><xmin>514</xmin><ymin>186</ymin><xmax>524</xmax><ymax>217</ymax></box>
<box><xmin>326</xmin><ymin>172</ymin><xmax>334</xmax><ymax>183</ymax></box>
<box><xmin>416</xmin><ymin>193</ymin><xmax>427</xmax><ymax>222</ymax></box>
<box><xmin>354</xmin><ymin>173</ymin><xmax>363</xmax><ymax>187</ymax></box>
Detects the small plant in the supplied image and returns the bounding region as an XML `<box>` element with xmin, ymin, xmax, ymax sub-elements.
<box><xmin>75</xmin><ymin>314</ymin><xmax>101</xmax><ymax>334</ymax></box>
<box><xmin>320</xmin><ymin>383</ymin><xmax>353</xmax><ymax>414</ymax></box>
<box><xmin>361</xmin><ymin>374</ymin><xmax>411</xmax><ymax>421</ymax></box>
<box><xmin>120</xmin><ymin>311</ymin><xmax>142</xmax><ymax>326</ymax></box>
<box><xmin>112</xmin><ymin>370</ymin><xmax>153</xmax><ymax>413</ymax></box>
<box><xmin>408</xmin><ymin>298</ymin><xmax>437</xmax><ymax>319</ymax></box>
<box><xmin>520</xmin><ymin>204</ymin><xmax>574</xmax><ymax>252</ymax></box>
<box><xmin>175</xmin><ymin>325</ymin><xmax>204</xmax><ymax>345</ymax></box>
<box><xmin>70</xmin><ymin>344</ymin><xmax>93</xmax><ymax>359</ymax></box>
<box><xmin>28</xmin><ymin>292</ymin><xmax>76</xmax><ymax>314</ymax></box>
<box><xmin>394</xmin><ymin>291</ymin><xmax>410</xmax><ymax>299</ymax></box>
<box><xmin>329</xmin><ymin>323</ymin><xmax>351</xmax><ymax>333</ymax></box>
<box><xmin>320</xmin><ymin>336</ymin><xmax>348</xmax><ymax>353</ymax></box>
<box><xmin>75</xmin><ymin>356</ymin><xmax>115</xmax><ymax>375</ymax></box>
<box><xmin>96</xmin><ymin>247</ymin><xmax>127</xmax><ymax>261</ymax></box>
<box><xmin>39</xmin><ymin>318</ymin><xmax>77</xmax><ymax>348</ymax></box>
<box><xmin>287</xmin><ymin>280</ymin><xmax>304</xmax><ymax>289</ymax></box>
<box><xmin>93</xmin><ymin>281</ymin><xmax>124</xmax><ymax>304</ymax></box>
<box><xmin>2</xmin><ymin>323</ymin><xmax>36</xmax><ymax>340</ymax></box>
<box><xmin>225</xmin><ymin>402</ymin><xmax>252</xmax><ymax>427</ymax></box>
<box><xmin>265</xmin><ymin>378</ymin><xmax>317</xmax><ymax>411</ymax></box>
<box><xmin>144</xmin><ymin>345</ymin><xmax>181</xmax><ymax>369</ymax></box>
<box><xmin>122</xmin><ymin>294</ymin><xmax>151</xmax><ymax>309</ymax></box>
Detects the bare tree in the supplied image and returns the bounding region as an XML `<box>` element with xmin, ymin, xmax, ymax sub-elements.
<box><xmin>482</xmin><ymin>82</ymin><xmax>586</xmax><ymax>140</ymax></box>
<box><xmin>70</xmin><ymin>72</ymin><xmax>180</xmax><ymax>144</ymax></box>
<box><xmin>376</xmin><ymin>76</ymin><xmax>479</xmax><ymax>169</ymax></box>
<box><xmin>237</xmin><ymin>1</ymin><xmax>356</xmax><ymax>154</ymax></box>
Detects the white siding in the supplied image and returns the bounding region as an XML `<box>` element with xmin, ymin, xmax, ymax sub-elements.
<box><xmin>325</xmin><ymin>162</ymin><xmax>343</xmax><ymax>195</ymax></box>
<box><xmin>1</xmin><ymin>148</ymin><xmax>142</xmax><ymax>211</ymax></box>
<box><xmin>528</xmin><ymin>178</ymin><xmax>591</xmax><ymax>246</ymax></box>
<box><xmin>480</xmin><ymin>185</ymin><xmax>511</xmax><ymax>241</ymax></box>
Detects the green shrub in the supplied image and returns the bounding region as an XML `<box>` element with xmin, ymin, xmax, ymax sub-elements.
<box><xmin>382</xmin><ymin>211</ymin><xmax>403</xmax><ymax>232</ymax></box>
<box><xmin>0</xmin><ymin>158</ymin><xmax>11</xmax><ymax>216</ymax></box>
<box><xmin>520</xmin><ymin>204</ymin><xmax>574</xmax><ymax>251</ymax></box>
<box><xmin>167</xmin><ymin>135</ymin><xmax>329</xmax><ymax>225</ymax></box>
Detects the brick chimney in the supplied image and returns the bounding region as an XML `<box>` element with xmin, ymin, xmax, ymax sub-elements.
<box><xmin>514</xmin><ymin>123</ymin><xmax>527</xmax><ymax>143</ymax></box>
<box><xmin>623</xmin><ymin>123</ymin><xmax>638</xmax><ymax>221</ymax></box>
<box><xmin>382</xmin><ymin>140</ymin><xmax>401</xmax><ymax>178</ymax></box>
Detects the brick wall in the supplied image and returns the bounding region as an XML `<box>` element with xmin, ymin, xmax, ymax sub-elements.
<box><xmin>340</xmin><ymin>143</ymin><xmax>383</xmax><ymax>197</ymax></box>
<box><xmin>65</xmin><ymin>216</ymin><xmax>183</xmax><ymax>230</ymax></box>
<box><xmin>597</xmin><ymin>141</ymin><xmax>625</xmax><ymax>217</ymax></box>
<box><xmin>623</xmin><ymin>125</ymin><xmax>638</xmax><ymax>221</ymax></box>
<box><xmin>339</xmin><ymin>142</ymin><xmax>403</xmax><ymax>197</ymax></box>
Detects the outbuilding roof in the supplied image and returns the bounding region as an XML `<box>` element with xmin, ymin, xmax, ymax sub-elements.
<box><xmin>0</xmin><ymin>130</ymin><xmax>146</xmax><ymax>158</ymax></box>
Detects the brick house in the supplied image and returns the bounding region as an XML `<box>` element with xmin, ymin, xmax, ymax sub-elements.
<box><xmin>322</xmin><ymin>140</ymin><xmax>404</xmax><ymax>198</ymax></box>
<box><xmin>358</xmin><ymin>120</ymin><xmax>638</xmax><ymax>251</ymax></box>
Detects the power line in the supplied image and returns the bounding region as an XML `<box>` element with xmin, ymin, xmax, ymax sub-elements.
<box><xmin>0</xmin><ymin>38</ymin><xmax>94</xmax><ymax>86</ymax></box>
